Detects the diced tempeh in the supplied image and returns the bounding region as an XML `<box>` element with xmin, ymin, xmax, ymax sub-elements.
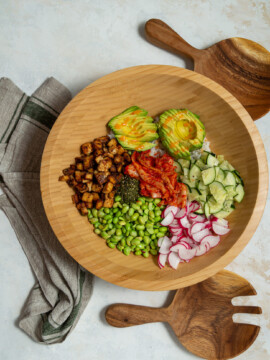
<box><xmin>116</xmin><ymin>164</ymin><xmax>123</xmax><ymax>173</ymax></box>
<box><xmin>97</xmin><ymin>158</ymin><xmax>112</xmax><ymax>172</ymax></box>
<box><xmin>83</xmin><ymin>155</ymin><xmax>93</xmax><ymax>170</ymax></box>
<box><xmin>117</xmin><ymin>146</ymin><xmax>125</xmax><ymax>155</ymax></box>
<box><xmin>75</xmin><ymin>171</ymin><xmax>83</xmax><ymax>182</ymax></box>
<box><xmin>95</xmin><ymin>155</ymin><xmax>105</xmax><ymax>164</ymax></box>
<box><xmin>103</xmin><ymin>197</ymin><xmax>114</xmax><ymax>208</ymax></box>
<box><xmin>92</xmin><ymin>192</ymin><xmax>100</xmax><ymax>201</ymax></box>
<box><xmin>108</xmin><ymin>145</ymin><xmax>118</xmax><ymax>155</ymax></box>
<box><xmin>108</xmin><ymin>191</ymin><xmax>116</xmax><ymax>199</ymax></box>
<box><xmin>59</xmin><ymin>175</ymin><xmax>70</xmax><ymax>181</ymax></box>
<box><xmin>103</xmin><ymin>181</ymin><xmax>114</xmax><ymax>194</ymax></box>
<box><xmin>110</xmin><ymin>165</ymin><xmax>117</xmax><ymax>172</ymax></box>
<box><xmin>75</xmin><ymin>183</ymin><xmax>88</xmax><ymax>193</ymax></box>
<box><xmin>82</xmin><ymin>192</ymin><xmax>94</xmax><ymax>202</ymax></box>
<box><xmin>85</xmin><ymin>201</ymin><xmax>93</xmax><ymax>209</ymax></box>
<box><xmin>80</xmin><ymin>206</ymin><xmax>89</xmax><ymax>215</ymax></box>
<box><xmin>95</xmin><ymin>199</ymin><xmax>103</xmax><ymax>209</ymax></box>
<box><xmin>63</xmin><ymin>167</ymin><xmax>75</xmax><ymax>176</ymax></box>
<box><xmin>81</xmin><ymin>142</ymin><xmax>93</xmax><ymax>155</ymax></box>
<box><xmin>93</xmin><ymin>139</ymin><xmax>103</xmax><ymax>150</ymax></box>
<box><xmin>85</xmin><ymin>173</ymin><xmax>93</xmax><ymax>180</ymax></box>
<box><xmin>123</xmin><ymin>152</ymin><xmax>131</xmax><ymax>163</ymax></box>
<box><xmin>86</xmin><ymin>182</ymin><xmax>93</xmax><ymax>192</ymax></box>
<box><xmin>92</xmin><ymin>183</ymin><xmax>103</xmax><ymax>192</ymax></box>
<box><xmin>72</xmin><ymin>194</ymin><xmax>79</xmax><ymax>204</ymax></box>
<box><xmin>94</xmin><ymin>149</ymin><xmax>103</xmax><ymax>156</ymax></box>
<box><xmin>114</xmin><ymin>155</ymin><xmax>123</xmax><ymax>164</ymax></box>
<box><xmin>76</xmin><ymin>163</ymin><xmax>84</xmax><ymax>170</ymax></box>
<box><xmin>98</xmin><ymin>135</ymin><xmax>110</xmax><ymax>143</ymax></box>
<box><xmin>95</xmin><ymin>172</ymin><xmax>108</xmax><ymax>185</ymax></box>
<box><xmin>108</xmin><ymin>138</ymin><xmax>117</xmax><ymax>147</ymax></box>
<box><xmin>107</xmin><ymin>175</ymin><xmax>117</xmax><ymax>184</ymax></box>
<box><xmin>75</xmin><ymin>156</ymin><xmax>84</xmax><ymax>163</ymax></box>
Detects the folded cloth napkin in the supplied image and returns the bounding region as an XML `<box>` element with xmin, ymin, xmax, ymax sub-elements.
<box><xmin>0</xmin><ymin>77</ymin><xmax>93</xmax><ymax>344</ymax></box>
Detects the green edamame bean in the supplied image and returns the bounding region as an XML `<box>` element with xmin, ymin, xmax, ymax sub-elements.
<box><xmin>131</xmin><ymin>213</ymin><xmax>139</xmax><ymax>221</ymax></box>
<box><xmin>138</xmin><ymin>216</ymin><xmax>146</xmax><ymax>225</ymax></box>
<box><xmin>154</xmin><ymin>228</ymin><xmax>159</xmax><ymax>234</ymax></box>
<box><xmin>135</xmin><ymin>250</ymin><xmax>142</xmax><ymax>256</ymax></box>
<box><xmin>128</xmin><ymin>208</ymin><xmax>135</xmax><ymax>216</ymax></box>
<box><xmin>151</xmin><ymin>234</ymin><xmax>156</xmax><ymax>240</ymax></box>
<box><xmin>125</xmin><ymin>223</ymin><xmax>131</xmax><ymax>231</ymax></box>
<box><xmin>131</xmin><ymin>245</ymin><xmax>136</xmax><ymax>251</ymax></box>
<box><xmin>113</xmin><ymin>208</ymin><xmax>118</xmax><ymax>213</ymax></box>
<box><xmin>94</xmin><ymin>228</ymin><xmax>101</xmax><ymax>235</ymax></box>
<box><xmin>138</xmin><ymin>197</ymin><xmax>146</xmax><ymax>203</ymax></box>
<box><xmin>96</xmin><ymin>223</ymin><xmax>102</xmax><ymax>229</ymax></box>
<box><xmin>120</xmin><ymin>239</ymin><xmax>126</xmax><ymax>247</ymax></box>
<box><xmin>104</xmin><ymin>214</ymin><xmax>112</xmax><ymax>220</ymax></box>
<box><xmin>131</xmin><ymin>239</ymin><xmax>141</xmax><ymax>246</ymax></box>
<box><xmin>141</xmin><ymin>204</ymin><xmax>147</xmax><ymax>210</ymax></box>
<box><xmin>160</xmin><ymin>205</ymin><xmax>166</xmax><ymax>210</ymax></box>
<box><xmin>154</xmin><ymin>216</ymin><xmax>162</xmax><ymax>222</ymax></box>
<box><xmin>146</xmin><ymin>226</ymin><xmax>154</xmax><ymax>235</ymax></box>
<box><xmin>87</xmin><ymin>209</ymin><xmax>93</xmax><ymax>218</ymax></box>
<box><xmin>130</xmin><ymin>230</ymin><xmax>137</xmax><ymax>237</ymax></box>
<box><xmin>107</xmin><ymin>242</ymin><xmax>116</xmax><ymax>249</ymax></box>
<box><xmin>101</xmin><ymin>231</ymin><xmax>109</xmax><ymax>239</ymax></box>
<box><xmin>132</xmin><ymin>203</ymin><xmax>140</xmax><ymax>211</ymax></box>
<box><xmin>117</xmin><ymin>244</ymin><xmax>124</xmax><ymax>251</ymax></box>
<box><xmin>148</xmin><ymin>203</ymin><xmax>154</xmax><ymax>211</ymax></box>
<box><xmin>92</xmin><ymin>209</ymin><xmax>98</xmax><ymax>217</ymax></box>
<box><xmin>110</xmin><ymin>237</ymin><xmax>119</xmax><ymax>244</ymax></box>
<box><xmin>136</xmin><ymin>225</ymin><xmax>145</xmax><ymax>231</ymax></box>
<box><xmin>139</xmin><ymin>230</ymin><xmax>144</xmax><ymax>238</ymax></box>
<box><xmin>102</xmin><ymin>219</ymin><xmax>107</xmax><ymax>224</ymax></box>
<box><xmin>113</xmin><ymin>217</ymin><xmax>118</xmax><ymax>224</ymax></box>
<box><xmin>108</xmin><ymin>223</ymin><xmax>113</xmax><ymax>229</ymax></box>
<box><xmin>145</xmin><ymin>245</ymin><xmax>150</xmax><ymax>251</ymax></box>
<box><xmin>150</xmin><ymin>241</ymin><xmax>156</xmax><ymax>249</ymax></box>
<box><xmin>154</xmin><ymin>239</ymin><xmax>158</xmax><ymax>246</ymax></box>
<box><xmin>145</xmin><ymin>197</ymin><xmax>153</xmax><ymax>202</ymax></box>
<box><xmin>123</xmin><ymin>247</ymin><xmax>131</xmax><ymax>256</ymax></box>
<box><xmin>150</xmin><ymin>249</ymin><xmax>158</xmax><ymax>256</ymax></box>
<box><xmin>98</xmin><ymin>210</ymin><xmax>105</xmax><ymax>218</ymax></box>
<box><xmin>115</xmin><ymin>195</ymin><xmax>121</xmax><ymax>202</ymax></box>
<box><xmin>149</xmin><ymin>210</ymin><xmax>155</xmax><ymax>218</ymax></box>
<box><xmin>107</xmin><ymin>229</ymin><xmax>116</xmax><ymax>236</ymax></box>
<box><xmin>155</xmin><ymin>209</ymin><xmax>162</xmax><ymax>216</ymax></box>
<box><xmin>119</xmin><ymin>221</ymin><xmax>126</xmax><ymax>226</ymax></box>
<box><xmin>156</xmin><ymin>232</ymin><xmax>164</xmax><ymax>238</ymax></box>
<box><xmin>144</xmin><ymin>209</ymin><xmax>149</xmax><ymax>215</ymax></box>
<box><xmin>113</xmin><ymin>202</ymin><xmax>120</xmax><ymax>208</ymax></box>
<box><xmin>115</xmin><ymin>229</ymin><xmax>122</xmax><ymax>236</ymax></box>
<box><xmin>159</xmin><ymin>226</ymin><xmax>168</xmax><ymax>233</ymax></box>
<box><xmin>154</xmin><ymin>198</ymin><xmax>161</xmax><ymax>205</ymax></box>
<box><xmin>90</xmin><ymin>217</ymin><xmax>99</xmax><ymax>224</ymax></box>
<box><xmin>142</xmin><ymin>250</ymin><xmax>149</xmax><ymax>258</ymax></box>
<box><xmin>136</xmin><ymin>243</ymin><xmax>145</xmax><ymax>250</ymax></box>
<box><xmin>143</xmin><ymin>236</ymin><xmax>151</xmax><ymax>245</ymax></box>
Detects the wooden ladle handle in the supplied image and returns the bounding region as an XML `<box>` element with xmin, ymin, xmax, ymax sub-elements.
<box><xmin>105</xmin><ymin>303</ymin><xmax>170</xmax><ymax>328</ymax></box>
<box><xmin>145</xmin><ymin>19</ymin><xmax>203</xmax><ymax>61</ymax></box>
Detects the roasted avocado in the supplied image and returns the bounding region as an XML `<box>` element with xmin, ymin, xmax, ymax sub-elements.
<box><xmin>159</xmin><ymin>109</ymin><xmax>205</xmax><ymax>159</ymax></box>
<box><xmin>108</xmin><ymin>106</ymin><xmax>158</xmax><ymax>151</ymax></box>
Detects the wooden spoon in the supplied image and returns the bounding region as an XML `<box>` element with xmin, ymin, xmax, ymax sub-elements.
<box><xmin>145</xmin><ymin>19</ymin><xmax>270</xmax><ymax>120</ymax></box>
<box><xmin>106</xmin><ymin>270</ymin><xmax>262</xmax><ymax>360</ymax></box>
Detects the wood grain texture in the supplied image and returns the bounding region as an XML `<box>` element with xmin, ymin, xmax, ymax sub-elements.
<box><xmin>145</xmin><ymin>19</ymin><xmax>270</xmax><ymax>120</ymax></box>
<box><xmin>40</xmin><ymin>65</ymin><xmax>268</xmax><ymax>291</ymax></box>
<box><xmin>106</xmin><ymin>270</ymin><xmax>262</xmax><ymax>360</ymax></box>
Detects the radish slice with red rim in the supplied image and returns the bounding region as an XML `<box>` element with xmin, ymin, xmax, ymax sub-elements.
<box><xmin>201</xmin><ymin>235</ymin><xmax>220</xmax><ymax>248</ymax></box>
<box><xmin>157</xmin><ymin>237</ymin><xmax>165</xmax><ymax>247</ymax></box>
<box><xmin>212</xmin><ymin>223</ymin><xmax>230</xmax><ymax>235</ymax></box>
<box><xmin>171</xmin><ymin>235</ymin><xmax>181</xmax><ymax>243</ymax></box>
<box><xmin>163</xmin><ymin>206</ymin><xmax>179</xmax><ymax>218</ymax></box>
<box><xmin>179</xmin><ymin>216</ymin><xmax>191</xmax><ymax>229</ymax></box>
<box><xmin>178</xmin><ymin>245</ymin><xmax>197</xmax><ymax>261</ymax></box>
<box><xmin>174</xmin><ymin>207</ymin><xmax>186</xmax><ymax>219</ymax></box>
<box><xmin>168</xmin><ymin>251</ymin><xmax>182</xmax><ymax>269</ymax></box>
<box><xmin>158</xmin><ymin>253</ymin><xmax>167</xmax><ymax>268</ymax></box>
<box><xmin>191</xmin><ymin>222</ymin><xmax>206</xmax><ymax>235</ymax></box>
<box><xmin>211</xmin><ymin>217</ymin><xmax>228</xmax><ymax>227</ymax></box>
<box><xmin>160</xmin><ymin>211</ymin><xmax>174</xmax><ymax>226</ymax></box>
<box><xmin>192</xmin><ymin>228</ymin><xmax>212</xmax><ymax>243</ymax></box>
<box><xmin>159</xmin><ymin>236</ymin><xmax>172</xmax><ymax>254</ymax></box>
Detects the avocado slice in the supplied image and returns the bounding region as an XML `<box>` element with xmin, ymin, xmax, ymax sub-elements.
<box><xmin>107</xmin><ymin>106</ymin><xmax>159</xmax><ymax>151</ymax></box>
<box><xmin>159</xmin><ymin>109</ymin><xmax>205</xmax><ymax>159</ymax></box>
<box><xmin>116</xmin><ymin>135</ymin><xmax>155</xmax><ymax>151</ymax></box>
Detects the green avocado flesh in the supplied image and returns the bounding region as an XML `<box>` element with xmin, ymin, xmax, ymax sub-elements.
<box><xmin>159</xmin><ymin>109</ymin><xmax>205</xmax><ymax>159</ymax></box>
<box><xmin>108</xmin><ymin>106</ymin><xmax>158</xmax><ymax>151</ymax></box>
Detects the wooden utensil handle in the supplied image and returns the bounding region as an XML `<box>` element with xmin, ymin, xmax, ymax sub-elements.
<box><xmin>105</xmin><ymin>303</ymin><xmax>170</xmax><ymax>328</ymax></box>
<box><xmin>145</xmin><ymin>19</ymin><xmax>202</xmax><ymax>60</ymax></box>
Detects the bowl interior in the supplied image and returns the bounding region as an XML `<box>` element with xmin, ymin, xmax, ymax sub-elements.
<box><xmin>41</xmin><ymin>65</ymin><xmax>268</xmax><ymax>290</ymax></box>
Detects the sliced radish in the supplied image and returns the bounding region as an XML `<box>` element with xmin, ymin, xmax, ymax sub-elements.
<box><xmin>179</xmin><ymin>216</ymin><xmax>191</xmax><ymax>229</ymax></box>
<box><xmin>189</xmin><ymin>201</ymin><xmax>200</xmax><ymax>212</ymax></box>
<box><xmin>201</xmin><ymin>235</ymin><xmax>220</xmax><ymax>248</ymax></box>
<box><xmin>192</xmin><ymin>228</ymin><xmax>212</xmax><ymax>243</ymax></box>
<box><xmin>204</xmin><ymin>221</ymin><xmax>212</xmax><ymax>229</ymax></box>
<box><xmin>163</xmin><ymin>206</ymin><xmax>179</xmax><ymax>218</ymax></box>
<box><xmin>178</xmin><ymin>245</ymin><xmax>197</xmax><ymax>261</ymax></box>
<box><xmin>180</xmin><ymin>236</ymin><xmax>194</xmax><ymax>246</ymax></box>
<box><xmin>170</xmin><ymin>228</ymin><xmax>183</xmax><ymax>236</ymax></box>
<box><xmin>174</xmin><ymin>207</ymin><xmax>186</xmax><ymax>219</ymax></box>
<box><xmin>159</xmin><ymin>236</ymin><xmax>172</xmax><ymax>255</ymax></box>
<box><xmin>171</xmin><ymin>235</ymin><xmax>181</xmax><ymax>243</ymax></box>
<box><xmin>195</xmin><ymin>243</ymin><xmax>208</xmax><ymax>256</ymax></box>
<box><xmin>168</xmin><ymin>251</ymin><xmax>182</xmax><ymax>269</ymax></box>
<box><xmin>192</xmin><ymin>214</ymin><xmax>206</xmax><ymax>223</ymax></box>
<box><xmin>212</xmin><ymin>223</ymin><xmax>230</xmax><ymax>235</ymax></box>
<box><xmin>211</xmin><ymin>217</ymin><xmax>228</xmax><ymax>227</ymax></box>
<box><xmin>191</xmin><ymin>222</ymin><xmax>206</xmax><ymax>235</ymax></box>
<box><xmin>170</xmin><ymin>243</ymin><xmax>184</xmax><ymax>252</ymax></box>
<box><xmin>157</xmin><ymin>237</ymin><xmax>165</xmax><ymax>247</ymax></box>
<box><xmin>160</xmin><ymin>212</ymin><xmax>174</xmax><ymax>226</ymax></box>
<box><xmin>158</xmin><ymin>253</ymin><xmax>167</xmax><ymax>268</ymax></box>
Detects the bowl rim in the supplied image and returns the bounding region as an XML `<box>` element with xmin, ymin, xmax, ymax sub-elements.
<box><xmin>40</xmin><ymin>65</ymin><xmax>269</xmax><ymax>290</ymax></box>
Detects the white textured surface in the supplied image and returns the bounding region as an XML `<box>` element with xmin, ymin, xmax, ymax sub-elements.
<box><xmin>0</xmin><ymin>0</ymin><xmax>269</xmax><ymax>359</ymax></box>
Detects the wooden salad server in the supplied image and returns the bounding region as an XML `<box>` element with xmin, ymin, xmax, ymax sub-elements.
<box><xmin>145</xmin><ymin>18</ymin><xmax>270</xmax><ymax>120</ymax></box>
<box><xmin>106</xmin><ymin>270</ymin><xmax>262</xmax><ymax>360</ymax></box>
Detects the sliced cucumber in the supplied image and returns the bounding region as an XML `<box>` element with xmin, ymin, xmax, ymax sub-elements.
<box><xmin>223</xmin><ymin>171</ymin><xmax>236</xmax><ymax>186</ymax></box>
<box><xmin>183</xmin><ymin>167</ymin><xmax>189</xmax><ymax>177</ymax></box>
<box><xmin>217</xmin><ymin>154</ymin><xmax>225</xmax><ymax>163</ymax></box>
<box><xmin>216</xmin><ymin>168</ymin><xmax>225</xmax><ymax>182</ymax></box>
<box><xmin>204</xmin><ymin>202</ymin><xmax>210</xmax><ymax>218</ymax></box>
<box><xmin>198</xmin><ymin>180</ymin><xmax>209</xmax><ymax>195</ymax></box>
<box><xmin>220</xmin><ymin>160</ymin><xmax>234</xmax><ymax>171</ymax></box>
<box><xmin>195</xmin><ymin>159</ymin><xmax>209</xmax><ymax>170</ymax></box>
<box><xmin>233</xmin><ymin>170</ymin><xmax>244</xmax><ymax>186</ymax></box>
<box><xmin>194</xmin><ymin>203</ymin><xmax>204</xmax><ymax>214</ymax></box>
<box><xmin>179</xmin><ymin>159</ymin><xmax>190</xmax><ymax>169</ymax></box>
<box><xmin>201</xmin><ymin>167</ymin><xmax>216</xmax><ymax>185</ymax></box>
<box><xmin>214</xmin><ymin>207</ymin><xmax>234</xmax><ymax>219</ymax></box>
<box><xmin>234</xmin><ymin>184</ymin><xmax>245</xmax><ymax>203</ymax></box>
<box><xmin>189</xmin><ymin>164</ymin><xmax>201</xmax><ymax>181</ymax></box>
<box><xmin>201</xmin><ymin>151</ymin><xmax>216</xmax><ymax>163</ymax></box>
<box><xmin>181</xmin><ymin>176</ymin><xmax>197</xmax><ymax>189</ymax></box>
<box><xmin>208</xmin><ymin>196</ymin><xmax>225</xmax><ymax>214</ymax></box>
<box><xmin>209</xmin><ymin>181</ymin><xmax>227</xmax><ymax>202</ymax></box>
<box><xmin>207</xmin><ymin>153</ymin><xmax>219</xmax><ymax>167</ymax></box>
<box><xmin>223</xmin><ymin>200</ymin><xmax>234</xmax><ymax>211</ymax></box>
<box><xmin>188</xmin><ymin>188</ymin><xmax>201</xmax><ymax>202</ymax></box>
<box><xmin>225</xmin><ymin>185</ymin><xmax>237</xmax><ymax>200</ymax></box>
<box><xmin>173</xmin><ymin>161</ymin><xmax>182</xmax><ymax>173</ymax></box>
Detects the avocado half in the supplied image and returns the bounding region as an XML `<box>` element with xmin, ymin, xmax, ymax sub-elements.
<box><xmin>158</xmin><ymin>109</ymin><xmax>205</xmax><ymax>159</ymax></box>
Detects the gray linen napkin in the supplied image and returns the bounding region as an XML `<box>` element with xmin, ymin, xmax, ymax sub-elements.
<box><xmin>0</xmin><ymin>77</ymin><xmax>93</xmax><ymax>344</ymax></box>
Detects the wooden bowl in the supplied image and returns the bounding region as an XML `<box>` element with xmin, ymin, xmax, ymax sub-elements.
<box><xmin>40</xmin><ymin>65</ymin><xmax>268</xmax><ymax>291</ymax></box>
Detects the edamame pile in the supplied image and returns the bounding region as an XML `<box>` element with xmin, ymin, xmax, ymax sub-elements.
<box><xmin>88</xmin><ymin>196</ymin><xmax>168</xmax><ymax>257</ymax></box>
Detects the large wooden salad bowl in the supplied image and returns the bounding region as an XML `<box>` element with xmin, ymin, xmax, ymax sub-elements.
<box><xmin>41</xmin><ymin>65</ymin><xmax>268</xmax><ymax>290</ymax></box>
